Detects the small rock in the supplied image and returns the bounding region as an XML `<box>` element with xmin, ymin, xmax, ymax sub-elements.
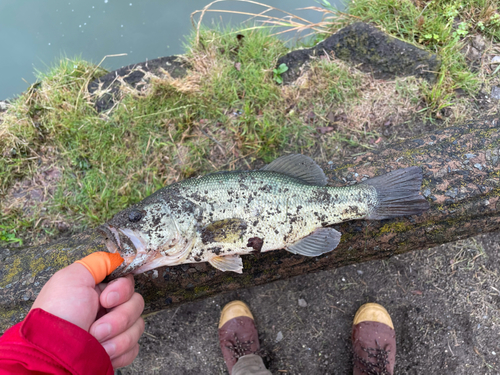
<box><xmin>151</xmin><ymin>270</ymin><xmax>158</xmax><ymax>279</ymax></box>
<box><xmin>435</xmin><ymin>167</ymin><xmax>448</xmax><ymax>178</ymax></box>
<box><xmin>474</xmin><ymin>163</ymin><xmax>483</xmax><ymax>170</ymax></box>
<box><xmin>491</xmin><ymin>86</ymin><xmax>500</xmax><ymax>100</ymax></box>
<box><xmin>357</xmin><ymin>270</ymin><xmax>364</xmax><ymax>275</ymax></box>
<box><xmin>181</xmin><ymin>264</ymin><xmax>189</xmax><ymax>272</ymax></box>
<box><xmin>194</xmin><ymin>263</ymin><xmax>207</xmax><ymax>272</ymax></box>
<box><xmin>298</xmin><ymin>299</ymin><xmax>308</xmax><ymax>307</ymax></box>
<box><xmin>445</xmin><ymin>188</ymin><xmax>458</xmax><ymax>198</ymax></box>
<box><xmin>275</xmin><ymin>331</ymin><xmax>283</xmax><ymax>342</ymax></box>
<box><xmin>423</xmin><ymin>188</ymin><xmax>431</xmax><ymax>198</ymax></box>
<box><xmin>0</xmin><ymin>101</ymin><xmax>7</xmax><ymax>111</ymax></box>
<box><xmin>491</xmin><ymin>56</ymin><xmax>500</xmax><ymax>64</ymax></box>
<box><xmin>465</xmin><ymin>153</ymin><xmax>476</xmax><ymax>159</ymax></box>
<box><xmin>56</xmin><ymin>222</ymin><xmax>70</xmax><ymax>232</ymax></box>
<box><xmin>472</xmin><ymin>34</ymin><xmax>486</xmax><ymax>52</ymax></box>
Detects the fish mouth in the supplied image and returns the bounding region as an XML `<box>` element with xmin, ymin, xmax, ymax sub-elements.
<box><xmin>99</xmin><ymin>224</ymin><xmax>158</xmax><ymax>278</ymax></box>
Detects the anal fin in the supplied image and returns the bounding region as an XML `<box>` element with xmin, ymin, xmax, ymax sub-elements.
<box><xmin>286</xmin><ymin>227</ymin><xmax>341</xmax><ymax>257</ymax></box>
<box><xmin>209</xmin><ymin>255</ymin><xmax>243</xmax><ymax>273</ymax></box>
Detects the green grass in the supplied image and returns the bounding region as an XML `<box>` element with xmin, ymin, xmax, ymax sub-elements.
<box><xmin>322</xmin><ymin>0</ymin><xmax>500</xmax><ymax>112</ymax></box>
<box><xmin>0</xmin><ymin>28</ymin><xmax>326</xmax><ymax>244</ymax></box>
<box><xmin>1</xmin><ymin>1</ymin><xmax>498</xmax><ymax>246</ymax></box>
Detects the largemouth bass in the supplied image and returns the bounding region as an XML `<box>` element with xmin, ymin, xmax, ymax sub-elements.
<box><xmin>99</xmin><ymin>154</ymin><xmax>429</xmax><ymax>277</ymax></box>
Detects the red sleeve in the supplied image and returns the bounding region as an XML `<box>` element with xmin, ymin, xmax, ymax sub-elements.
<box><xmin>0</xmin><ymin>308</ymin><xmax>114</xmax><ymax>375</ymax></box>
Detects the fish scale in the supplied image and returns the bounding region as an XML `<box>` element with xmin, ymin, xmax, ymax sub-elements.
<box><xmin>179</xmin><ymin>171</ymin><xmax>376</xmax><ymax>254</ymax></box>
<box><xmin>99</xmin><ymin>154</ymin><xmax>429</xmax><ymax>278</ymax></box>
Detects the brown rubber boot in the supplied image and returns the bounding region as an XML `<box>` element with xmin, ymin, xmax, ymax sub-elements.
<box><xmin>352</xmin><ymin>303</ymin><xmax>396</xmax><ymax>375</ymax></box>
<box><xmin>218</xmin><ymin>301</ymin><xmax>260</xmax><ymax>374</ymax></box>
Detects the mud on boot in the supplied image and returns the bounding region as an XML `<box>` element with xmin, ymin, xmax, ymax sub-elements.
<box><xmin>218</xmin><ymin>301</ymin><xmax>270</xmax><ymax>374</ymax></box>
<box><xmin>352</xmin><ymin>303</ymin><xmax>396</xmax><ymax>375</ymax></box>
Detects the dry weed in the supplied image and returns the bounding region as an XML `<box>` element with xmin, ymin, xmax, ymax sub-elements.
<box><xmin>190</xmin><ymin>0</ymin><xmax>339</xmax><ymax>43</ymax></box>
<box><xmin>283</xmin><ymin>56</ymin><xmax>421</xmax><ymax>132</ymax></box>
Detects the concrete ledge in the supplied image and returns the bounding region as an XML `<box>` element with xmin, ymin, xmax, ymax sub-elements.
<box><xmin>1</xmin><ymin>115</ymin><xmax>499</xmax><ymax>332</ymax></box>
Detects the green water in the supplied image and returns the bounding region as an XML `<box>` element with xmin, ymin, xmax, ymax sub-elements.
<box><xmin>0</xmin><ymin>0</ymin><xmax>344</xmax><ymax>100</ymax></box>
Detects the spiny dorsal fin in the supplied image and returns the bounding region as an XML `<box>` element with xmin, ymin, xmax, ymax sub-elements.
<box><xmin>260</xmin><ymin>154</ymin><xmax>327</xmax><ymax>186</ymax></box>
<box><xmin>286</xmin><ymin>227</ymin><xmax>341</xmax><ymax>257</ymax></box>
<box><xmin>209</xmin><ymin>255</ymin><xmax>243</xmax><ymax>273</ymax></box>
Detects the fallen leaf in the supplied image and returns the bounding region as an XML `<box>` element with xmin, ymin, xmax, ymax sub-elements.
<box><xmin>234</xmin><ymin>62</ymin><xmax>241</xmax><ymax>71</ymax></box>
<box><xmin>334</xmin><ymin>113</ymin><xmax>348</xmax><ymax>122</ymax></box>
<box><xmin>327</xmin><ymin>112</ymin><xmax>335</xmax><ymax>123</ymax></box>
<box><xmin>316</xmin><ymin>126</ymin><xmax>334</xmax><ymax>134</ymax></box>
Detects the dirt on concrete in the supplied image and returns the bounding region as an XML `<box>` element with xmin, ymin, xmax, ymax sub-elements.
<box><xmin>120</xmin><ymin>231</ymin><xmax>500</xmax><ymax>374</ymax></box>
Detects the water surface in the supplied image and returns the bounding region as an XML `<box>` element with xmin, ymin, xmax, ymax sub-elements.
<box><xmin>0</xmin><ymin>0</ymin><xmax>344</xmax><ymax>99</ymax></box>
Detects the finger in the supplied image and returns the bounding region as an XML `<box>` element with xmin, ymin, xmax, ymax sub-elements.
<box><xmin>75</xmin><ymin>252</ymin><xmax>124</xmax><ymax>284</ymax></box>
<box><xmin>111</xmin><ymin>343</ymin><xmax>140</xmax><ymax>369</ymax></box>
<box><xmin>90</xmin><ymin>293</ymin><xmax>144</xmax><ymax>342</ymax></box>
<box><xmin>30</xmin><ymin>263</ymin><xmax>101</xmax><ymax>331</ymax></box>
<box><xmin>101</xmin><ymin>317</ymin><xmax>145</xmax><ymax>360</ymax></box>
<box><xmin>99</xmin><ymin>274</ymin><xmax>135</xmax><ymax>309</ymax></box>
<box><xmin>94</xmin><ymin>284</ymin><xmax>107</xmax><ymax>320</ymax></box>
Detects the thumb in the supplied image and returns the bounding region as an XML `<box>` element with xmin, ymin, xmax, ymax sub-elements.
<box><xmin>75</xmin><ymin>252</ymin><xmax>124</xmax><ymax>284</ymax></box>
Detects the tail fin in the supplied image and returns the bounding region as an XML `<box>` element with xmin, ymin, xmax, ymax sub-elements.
<box><xmin>361</xmin><ymin>167</ymin><xmax>430</xmax><ymax>220</ymax></box>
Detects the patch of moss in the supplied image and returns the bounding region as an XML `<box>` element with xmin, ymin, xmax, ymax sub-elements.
<box><xmin>0</xmin><ymin>257</ymin><xmax>21</xmax><ymax>288</ymax></box>
<box><xmin>194</xmin><ymin>285</ymin><xmax>210</xmax><ymax>295</ymax></box>
<box><xmin>378</xmin><ymin>221</ymin><xmax>411</xmax><ymax>236</ymax></box>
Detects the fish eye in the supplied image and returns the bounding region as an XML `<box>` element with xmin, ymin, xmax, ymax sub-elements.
<box><xmin>128</xmin><ymin>209</ymin><xmax>143</xmax><ymax>222</ymax></box>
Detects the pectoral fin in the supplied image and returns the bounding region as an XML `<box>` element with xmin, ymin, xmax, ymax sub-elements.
<box><xmin>286</xmin><ymin>228</ymin><xmax>341</xmax><ymax>257</ymax></box>
<box><xmin>209</xmin><ymin>255</ymin><xmax>243</xmax><ymax>273</ymax></box>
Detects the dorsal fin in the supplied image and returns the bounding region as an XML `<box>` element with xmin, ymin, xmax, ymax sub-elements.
<box><xmin>260</xmin><ymin>154</ymin><xmax>327</xmax><ymax>186</ymax></box>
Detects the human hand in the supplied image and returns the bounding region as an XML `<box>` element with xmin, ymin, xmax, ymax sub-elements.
<box><xmin>31</xmin><ymin>252</ymin><xmax>145</xmax><ymax>368</ymax></box>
